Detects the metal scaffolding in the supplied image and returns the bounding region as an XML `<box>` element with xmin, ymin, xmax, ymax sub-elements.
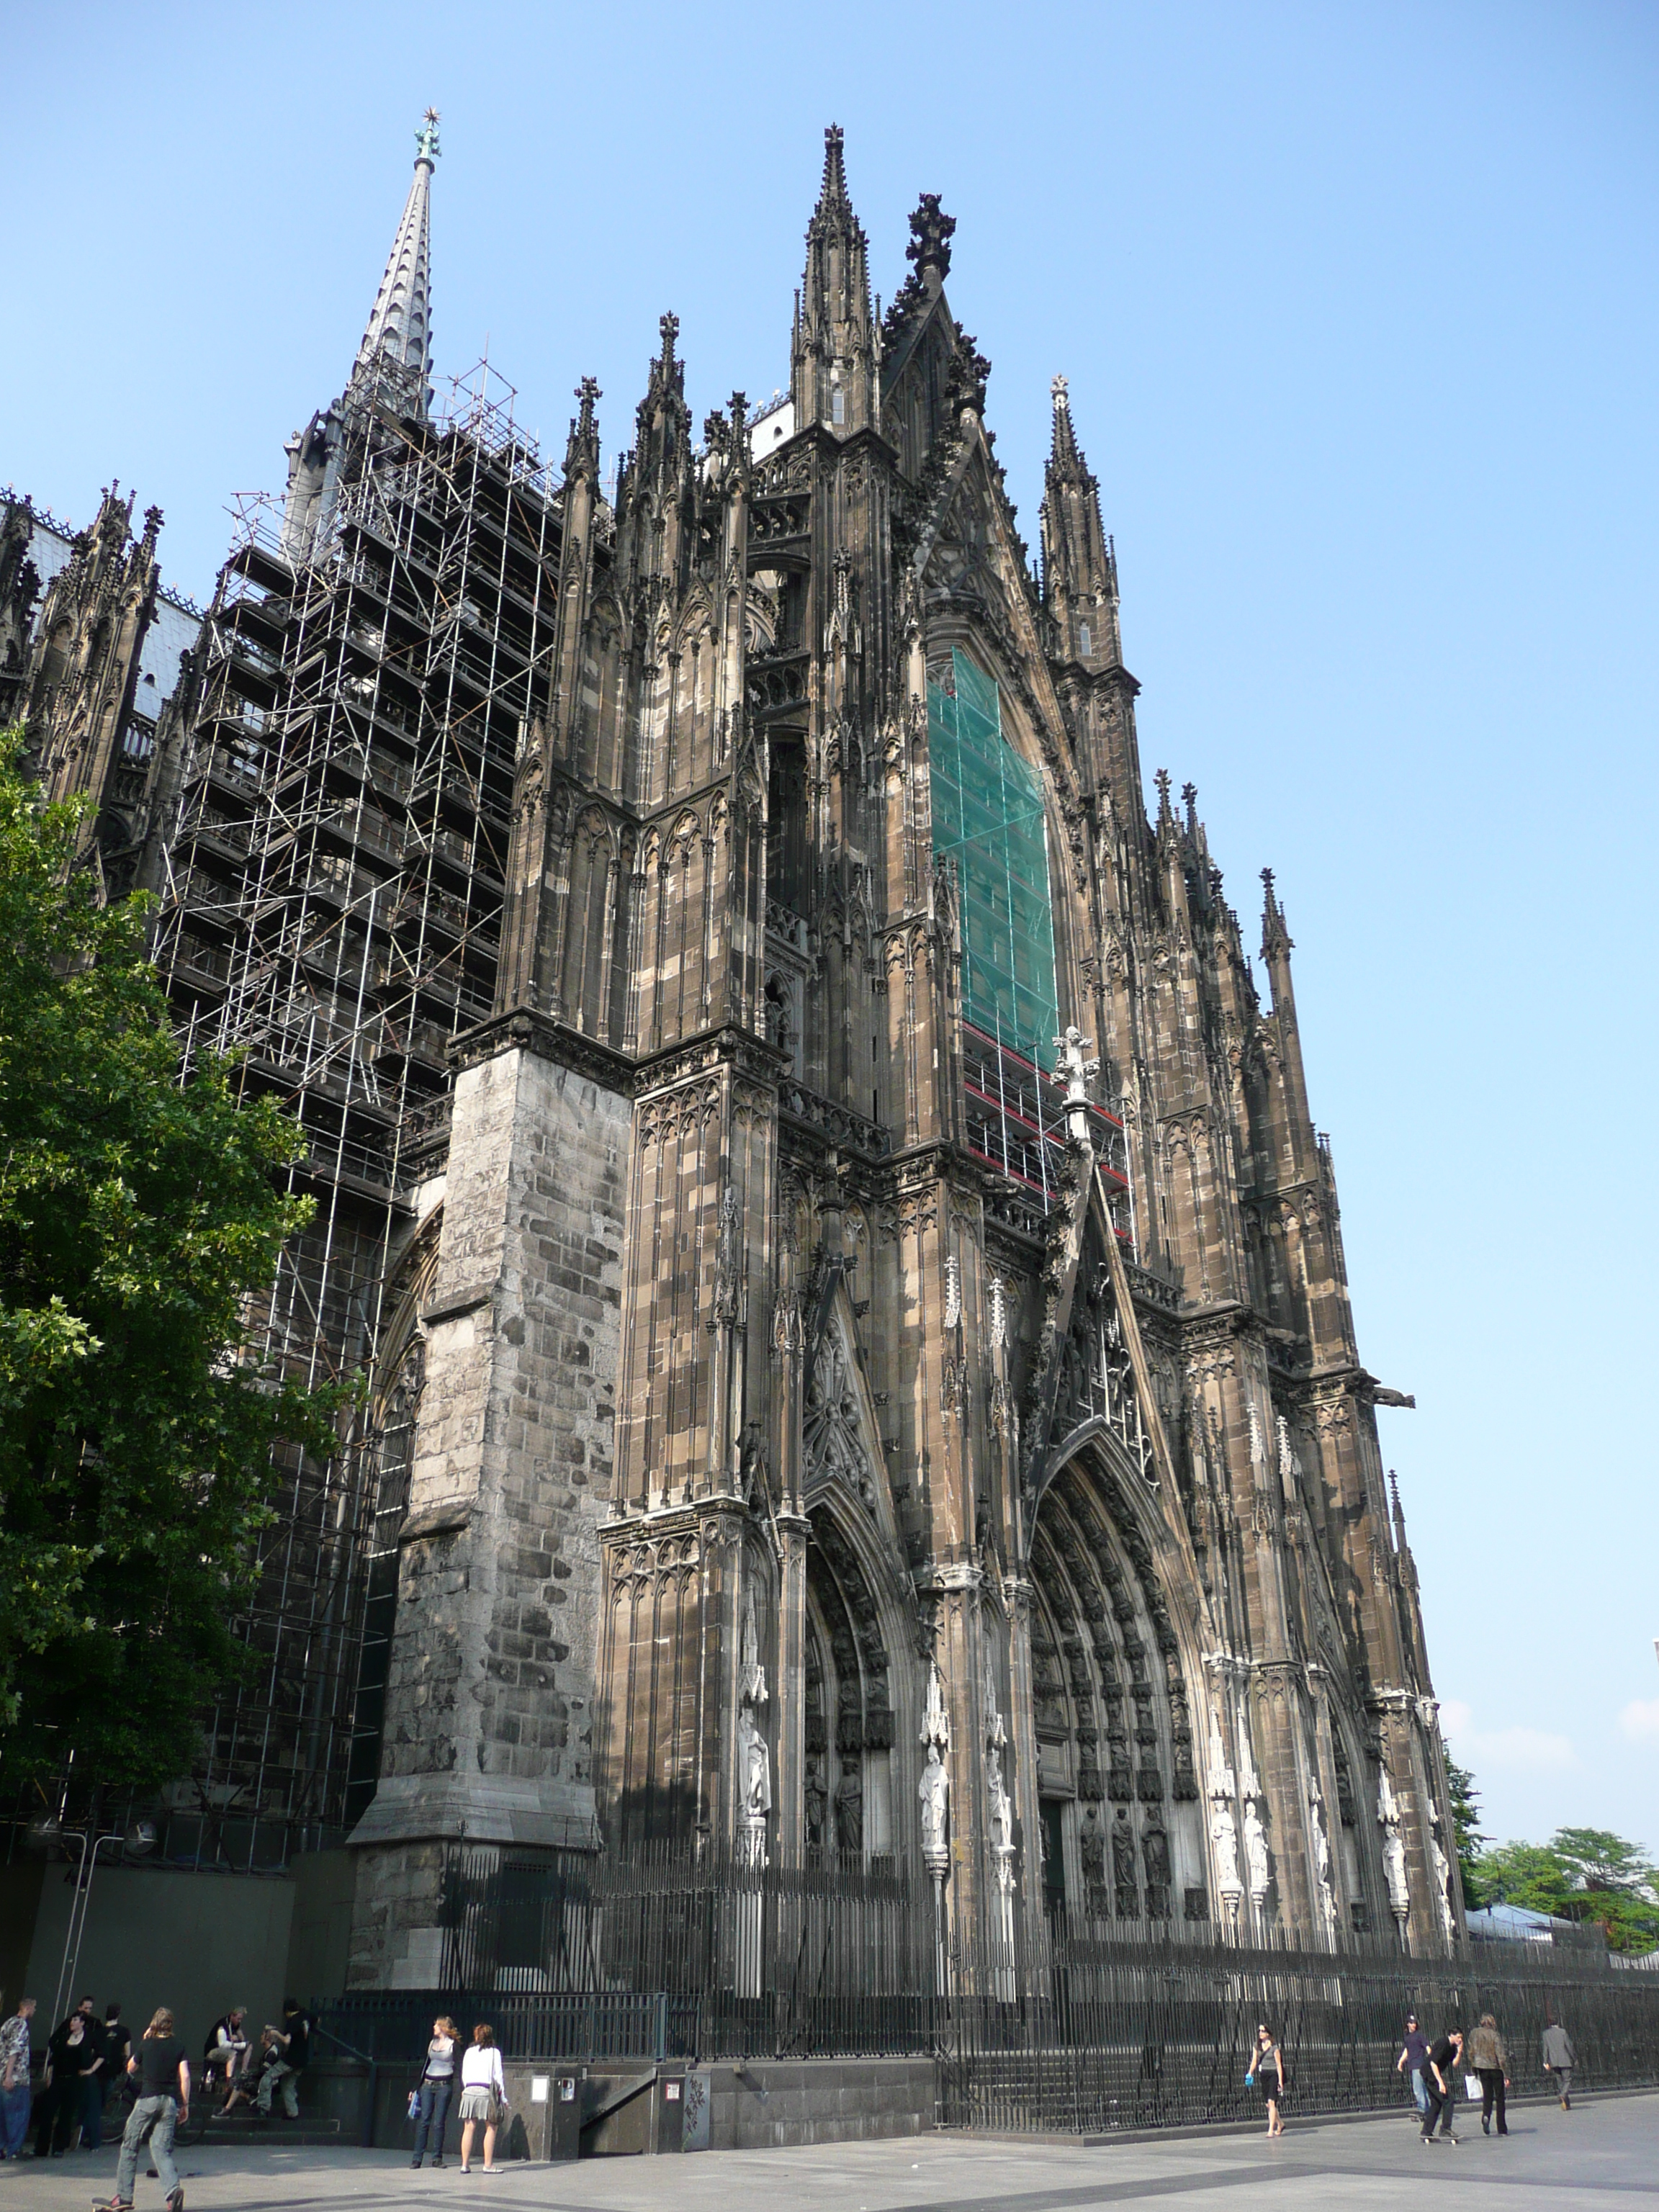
<box><xmin>140</xmin><ymin>351</ymin><xmax>568</xmax><ymax>1867</ymax></box>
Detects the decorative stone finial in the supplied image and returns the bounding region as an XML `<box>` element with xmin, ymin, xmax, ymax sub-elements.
<box><xmin>415</xmin><ymin>107</ymin><xmax>441</xmax><ymax>163</ymax></box>
<box><xmin>906</xmin><ymin>192</ymin><xmax>956</xmax><ymax>284</ymax></box>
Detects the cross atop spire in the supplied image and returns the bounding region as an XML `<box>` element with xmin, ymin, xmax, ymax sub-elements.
<box><xmin>354</xmin><ymin>110</ymin><xmax>440</xmax><ymax>403</ymax></box>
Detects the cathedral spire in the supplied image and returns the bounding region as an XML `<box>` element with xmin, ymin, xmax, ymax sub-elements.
<box><xmin>791</xmin><ymin>125</ymin><xmax>876</xmax><ymax>436</ymax></box>
<box><xmin>354</xmin><ymin>109</ymin><xmax>440</xmax><ymax>403</ymax></box>
<box><xmin>1040</xmin><ymin>375</ymin><xmax>1119</xmax><ymax>667</ymax></box>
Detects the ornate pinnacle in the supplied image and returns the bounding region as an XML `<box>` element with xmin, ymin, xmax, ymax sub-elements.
<box><xmin>819</xmin><ymin>124</ymin><xmax>850</xmax><ymax>210</ymax></box>
<box><xmin>415</xmin><ymin>107</ymin><xmax>441</xmax><ymax>163</ymax></box>
<box><xmin>658</xmin><ymin>312</ymin><xmax>680</xmax><ymax>369</ymax></box>
<box><xmin>1051</xmin><ymin>372</ymin><xmax>1069</xmax><ymax>408</ymax></box>
<box><xmin>565</xmin><ymin>377</ymin><xmax>601</xmax><ymax>476</ymax></box>
<box><xmin>1261</xmin><ymin>868</ymin><xmax>1293</xmax><ymax>961</ymax></box>
<box><xmin>906</xmin><ymin>192</ymin><xmax>956</xmax><ymax>283</ymax></box>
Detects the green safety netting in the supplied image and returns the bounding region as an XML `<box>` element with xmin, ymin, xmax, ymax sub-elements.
<box><xmin>929</xmin><ymin>648</ymin><xmax>1059</xmax><ymax>1068</ymax></box>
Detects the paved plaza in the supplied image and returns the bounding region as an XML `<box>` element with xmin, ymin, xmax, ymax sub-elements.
<box><xmin>1</xmin><ymin>2093</ymin><xmax>1655</xmax><ymax>2212</ymax></box>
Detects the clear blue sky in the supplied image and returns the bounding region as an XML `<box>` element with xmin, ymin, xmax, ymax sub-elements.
<box><xmin>8</xmin><ymin>1</ymin><xmax>1656</xmax><ymax>1859</ymax></box>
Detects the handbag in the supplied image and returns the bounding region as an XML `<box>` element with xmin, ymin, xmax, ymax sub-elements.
<box><xmin>1464</xmin><ymin>2074</ymin><xmax>1481</xmax><ymax>2101</ymax></box>
<box><xmin>1244</xmin><ymin>2070</ymin><xmax>1255</xmax><ymax>2085</ymax></box>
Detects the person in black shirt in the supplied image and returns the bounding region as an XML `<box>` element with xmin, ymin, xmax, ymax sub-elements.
<box><xmin>99</xmin><ymin>2007</ymin><xmax>188</xmax><ymax>2212</ymax></box>
<box><xmin>1421</xmin><ymin>2025</ymin><xmax>1464</xmax><ymax>2144</ymax></box>
<box><xmin>102</xmin><ymin>2009</ymin><xmax>132</xmax><ymax>2131</ymax></box>
<box><xmin>33</xmin><ymin>2002</ymin><xmax>97</xmax><ymax>2158</ymax></box>
<box><xmin>254</xmin><ymin>2000</ymin><xmax>310</xmax><ymax>2120</ymax></box>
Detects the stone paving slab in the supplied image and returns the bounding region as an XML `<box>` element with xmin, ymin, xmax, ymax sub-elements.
<box><xmin>1</xmin><ymin>2091</ymin><xmax>1653</xmax><ymax>2212</ymax></box>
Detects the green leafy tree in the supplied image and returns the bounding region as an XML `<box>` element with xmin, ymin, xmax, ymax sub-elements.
<box><xmin>1550</xmin><ymin>1827</ymin><xmax>1659</xmax><ymax>1955</ymax></box>
<box><xmin>1444</xmin><ymin>1755</ymin><xmax>1488</xmax><ymax>1905</ymax></box>
<box><xmin>1470</xmin><ymin>1827</ymin><xmax>1659</xmax><ymax>1954</ymax></box>
<box><xmin>0</xmin><ymin>733</ymin><xmax>344</xmax><ymax>1795</ymax></box>
<box><xmin>1472</xmin><ymin>1840</ymin><xmax>1573</xmax><ymax>1917</ymax></box>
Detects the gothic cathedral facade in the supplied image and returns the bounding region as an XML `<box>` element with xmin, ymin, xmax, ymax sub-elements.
<box><xmin>331</xmin><ymin>126</ymin><xmax>1456</xmax><ymax>1983</ymax></box>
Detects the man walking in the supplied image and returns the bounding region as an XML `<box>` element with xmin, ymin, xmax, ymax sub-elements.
<box><xmin>254</xmin><ymin>2000</ymin><xmax>310</xmax><ymax>2121</ymax></box>
<box><xmin>0</xmin><ymin>1997</ymin><xmax>35</xmax><ymax>2160</ymax></box>
<box><xmin>98</xmin><ymin>2005</ymin><xmax>189</xmax><ymax>2212</ymax></box>
<box><xmin>1395</xmin><ymin>2012</ymin><xmax>1431</xmax><ymax>2119</ymax></box>
<box><xmin>1420</xmin><ymin>2023</ymin><xmax>1465</xmax><ymax>2145</ymax></box>
<box><xmin>1542</xmin><ymin>2018</ymin><xmax>1576</xmax><ymax>2108</ymax></box>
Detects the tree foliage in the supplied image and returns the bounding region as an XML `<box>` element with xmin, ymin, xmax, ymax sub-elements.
<box><xmin>1444</xmin><ymin>1755</ymin><xmax>1488</xmax><ymax>1905</ymax></box>
<box><xmin>0</xmin><ymin>733</ymin><xmax>345</xmax><ymax>1795</ymax></box>
<box><xmin>1470</xmin><ymin>1820</ymin><xmax>1659</xmax><ymax>1955</ymax></box>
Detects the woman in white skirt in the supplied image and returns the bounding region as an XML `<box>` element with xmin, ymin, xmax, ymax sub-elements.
<box><xmin>457</xmin><ymin>2023</ymin><xmax>507</xmax><ymax>2174</ymax></box>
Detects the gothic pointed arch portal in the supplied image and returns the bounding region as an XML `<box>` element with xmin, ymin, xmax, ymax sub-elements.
<box><xmin>1028</xmin><ymin>1444</ymin><xmax>1204</xmax><ymax>1928</ymax></box>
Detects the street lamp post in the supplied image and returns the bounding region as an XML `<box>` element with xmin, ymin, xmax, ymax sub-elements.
<box><xmin>28</xmin><ymin>1817</ymin><xmax>157</xmax><ymax>2028</ymax></box>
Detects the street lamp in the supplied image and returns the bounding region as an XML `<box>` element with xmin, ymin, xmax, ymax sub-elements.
<box><xmin>27</xmin><ymin>1817</ymin><xmax>156</xmax><ymax>2027</ymax></box>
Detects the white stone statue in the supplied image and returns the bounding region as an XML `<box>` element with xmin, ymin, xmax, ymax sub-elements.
<box><xmin>1384</xmin><ymin>1825</ymin><xmax>1410</xmax><ymax>1923</ymax></box>
<box><xmin>737</xmin><ymin>1703</ymin><xmax>771</xmax><ymax>1820</ymax></box>
<box><xmin>920</xmin><ymin>1741</ymin><xmax>950</xmax><ymax>1867</ymax></box>
<box><xmin>1244</xmin><ymin>1797</ymin><xmax>1270</xmax><ymax>1903</ymax></box>
<box><xmin>1209</xmin><ymin>1795</ymin><xmax>1242</xmax><ymax>1900</ymax></box>
<box><xmin>1308</xmin><ymin>1781</ymin><xmax>1336</xmax><ymax>1930</ymax></box>
<box><xmin>1429</xmin><ymin>1831</ymin><xmax>1456</xmax><ymax>1939</ymax></box>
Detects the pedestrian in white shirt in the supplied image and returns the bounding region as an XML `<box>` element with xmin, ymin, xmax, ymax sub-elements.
<box><xmin>457</xmin><ymin>2024</ymin><xmax>507</xmax><ymax>2174</ymax></box>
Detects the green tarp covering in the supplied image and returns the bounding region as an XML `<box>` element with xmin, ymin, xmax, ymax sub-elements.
<box><xmin>928</xmin><ymin>648</ymin><xmax>1059</xmax><ymax>1067</ymax></box>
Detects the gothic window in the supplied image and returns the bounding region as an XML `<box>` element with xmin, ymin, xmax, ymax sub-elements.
<box><xmin>928</xmin><ymin>647</ymin><xmax>1058</xmax><ymax>1065</ymax></box>
<box><xmin>1079</xmin><ymin>621</ymin><xmax>1092</xmax><ymax>657</ymax></box>
<box><xmin>831</xmin><ymin>386</ymin><xmax>846</xmax><ymax>426</ymax></box>
<box><xmin>767</xmin><ymin>740</ymin><xmax>809</xmax><ymax>914</ymax></box>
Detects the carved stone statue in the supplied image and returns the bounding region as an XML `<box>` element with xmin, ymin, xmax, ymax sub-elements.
<box><xmin>1383</xmin><ymin>1824</ymin><xmax>1410</xmax><ymax>1923</ymax></box>
<box><xmin>1209</xmin><ymin>1796</ymin><xmax>1242</xmax><ymax>1900</ymax></box>
<box><xmin>919</xmin><ymin>1741</ymin><xmax>950</xmax><ymax>1869</ymax></box>
<box><xmin>987</xmin><ymin>1753</ymin><xmax>1013</xmax><ymax>1859</ymax></box>
<box><xmin>1112</xmin><ymin>1815</ymin><xmax>1138</xmax><ymax>1907</ymax></box>
<box><xmin>1377</xmin><ymin>1771</ymin><xmax>1411</xmax><ymax>1924</ymax></box>
<box><xmin>1244</xmin><ymin>1797</ymin><xmax>1270</xmax><ymax>1903</ymax></box>
<box><xmin>737</xmin><ymin>1703</ymin><xmax>771</xmax><ymax>1820</ymax></box>
<box><xmin>1429</xmin><ymin>1830</ymin><xmax>1456</xmax><ymax>1938</ymax></box>
<box><xmin>804</xmin><ymin>1757</ymin><xmax>827</xmax><ymax>1847</ymax></box>
<box><xmin>1141</xmin><ymin>1823</ymin><xmax>1171</xmax><ymax>1886</ymax></box>
<box><xmin>1308</xmin><ymin>1781</ymin><xmax>1336</xmax><ymax>1928</ymax></box>
<box><xmin>835</xmin><ymin>1758</ymin><xmax>863</xmax><ymax>1852</ymax></box>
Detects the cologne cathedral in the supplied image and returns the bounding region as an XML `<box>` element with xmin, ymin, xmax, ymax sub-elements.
<box><xmin>7</xmin><ymin>118</ymin><xmax>1458</xmax><ymax>1987</ymax></box>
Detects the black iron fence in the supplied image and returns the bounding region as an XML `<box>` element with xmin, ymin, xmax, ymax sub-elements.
<box><xmin>312</xmin><ymin>1843</ymin><xmax>1659</xmax><ymax>2133</ymax></box>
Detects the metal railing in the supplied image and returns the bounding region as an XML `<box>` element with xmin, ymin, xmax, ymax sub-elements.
<box><xmin>307</xmin><ymin>1843</ymin><xmax>1659</xmax><ymax>2125</ymax></box>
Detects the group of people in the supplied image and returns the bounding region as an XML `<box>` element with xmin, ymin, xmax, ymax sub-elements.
<box><xmin>0</xmin><ymin>1990</ymin><xmax>315</xmax><ymax>2209</ymax></box>
<box><xmin>410</xmin><ymin>2018</ymin><xmax>511</xmax><ymax>2175</ymax></box>
<box><xmin>1395</xmin><ymin>2009</ymin><xmax>1578</xmax><ymax>2144</ymax></box>
<box><xmin>1243</xmin><ymin>2010</ymin><xmax>1581</xmax><ymax>2143</ymax></box>
<box><xmin>196</xmin><ymin>2001</ymin><xmax>312</xmax><ymax>2121</ymax></box>
<box><xmin>0</xmin><ymin>1995</ymin><xmax>132</xmax><ymax>2159</ymax></box>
